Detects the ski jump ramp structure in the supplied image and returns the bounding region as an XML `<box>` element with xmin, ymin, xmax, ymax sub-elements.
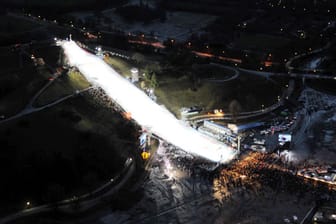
<box><xmin>61</xmin><ymin>40</ymin><xmax>237</xmax><ymax>163</ymax></box>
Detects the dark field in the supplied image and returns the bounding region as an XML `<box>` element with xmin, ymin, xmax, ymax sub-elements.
<box><xmin>0</xmin><ymin>95</ymin><xmax>137</xmax><ymax>215</ymax></box>
<box><xmin>0</xmin><ymin>48</ymin><xmax>44</xmax><ymax>116</ymax></box>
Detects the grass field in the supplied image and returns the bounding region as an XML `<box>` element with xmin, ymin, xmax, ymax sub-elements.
<box><xmin>0</xmin><ymin>94</ymin><xmax>137</xmax><ymax>214</ymax></box>
<box><xmin>68</xmin><ymin>70</ymin><xmax>91</xmax><ymax>89</ymax></box>
<box><xmin>104</xmin><ymin>56</ymin><xmax>136</xmax><ymax>78</ymax></box>
<box><xmin>0</xmin><ymin>45</ymin><xmax>91</xmax><ymax>116</ymax></box>
<box><xmin>0</xmin><ymin>61</ymin><xmax>45</xmax><ymax>116</ymax></box>
<box><xmin>0</xmin><ymin>77</ymin><xmax>45</xmax><ymax>116</ymax></box>
<box><xmin>35</xmin><ymin>70</ymin><xmax>91</xmax><ymax>106</ymax></box>
<box><xmin>155</xmin><ymin>69</ymin><xmax>282</xmax><ymax>117</ymax></box>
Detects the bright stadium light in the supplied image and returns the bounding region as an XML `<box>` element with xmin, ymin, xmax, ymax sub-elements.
<box><xmin>61</xmin><ymin>41</ymin><xmax>236</xmax><ymax>163</ymax></box>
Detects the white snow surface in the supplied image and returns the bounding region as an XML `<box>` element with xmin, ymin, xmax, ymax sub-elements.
<box><xmin>61</xmin><ymin>41</ymin><xmax>236</xmax><ymax>163</ymax></box>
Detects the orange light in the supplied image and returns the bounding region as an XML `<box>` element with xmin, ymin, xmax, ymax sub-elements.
<box><xmin>123</xmin><ymin>112</ymin><xmax>132</xmax><ymax>120</ymax></box>
<box><xmin>141</xmin><ymin>151</ymin><xmax>151</xmax><ymax>160</ymax></box>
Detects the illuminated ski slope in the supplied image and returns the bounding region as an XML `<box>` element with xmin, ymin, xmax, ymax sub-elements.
<box><xmin>61</xmin><ymin>41</ymin><xmax>236</xmax><ymax>163</ymax></box>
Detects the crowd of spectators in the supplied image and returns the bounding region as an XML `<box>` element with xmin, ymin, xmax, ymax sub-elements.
<box><xmin>212</xmin><ymin>152</ymin><xmax>336</xmax><ymax>204</ymax></box>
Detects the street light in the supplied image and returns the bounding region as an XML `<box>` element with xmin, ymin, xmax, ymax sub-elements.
<box><xmin>25</xmin><ymin>201</ymin><xmax>31</xmax><ymax>209</ymax></box>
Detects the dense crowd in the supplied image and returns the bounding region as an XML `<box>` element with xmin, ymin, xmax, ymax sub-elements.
<box><xmin>212</xmin><ymin>152</ymin><xmax>336</xmax><ymax>204</ymax></box>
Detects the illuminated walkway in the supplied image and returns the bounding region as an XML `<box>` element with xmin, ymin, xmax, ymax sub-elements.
<box><xmin>62</xmin><ymin>41</ymin><xmax>236</xmax><ymax>163</ymax></box>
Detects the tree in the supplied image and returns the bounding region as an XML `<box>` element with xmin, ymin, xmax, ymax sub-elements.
<box><xmin>150</xmin><ymin>73</ymin><xmax>158</xmax><ymax>88</ymax></box>
<box><xmin>229</xmin><ymin>99</ymin><xmax>242</xmax><ymax>122</ymax></box>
